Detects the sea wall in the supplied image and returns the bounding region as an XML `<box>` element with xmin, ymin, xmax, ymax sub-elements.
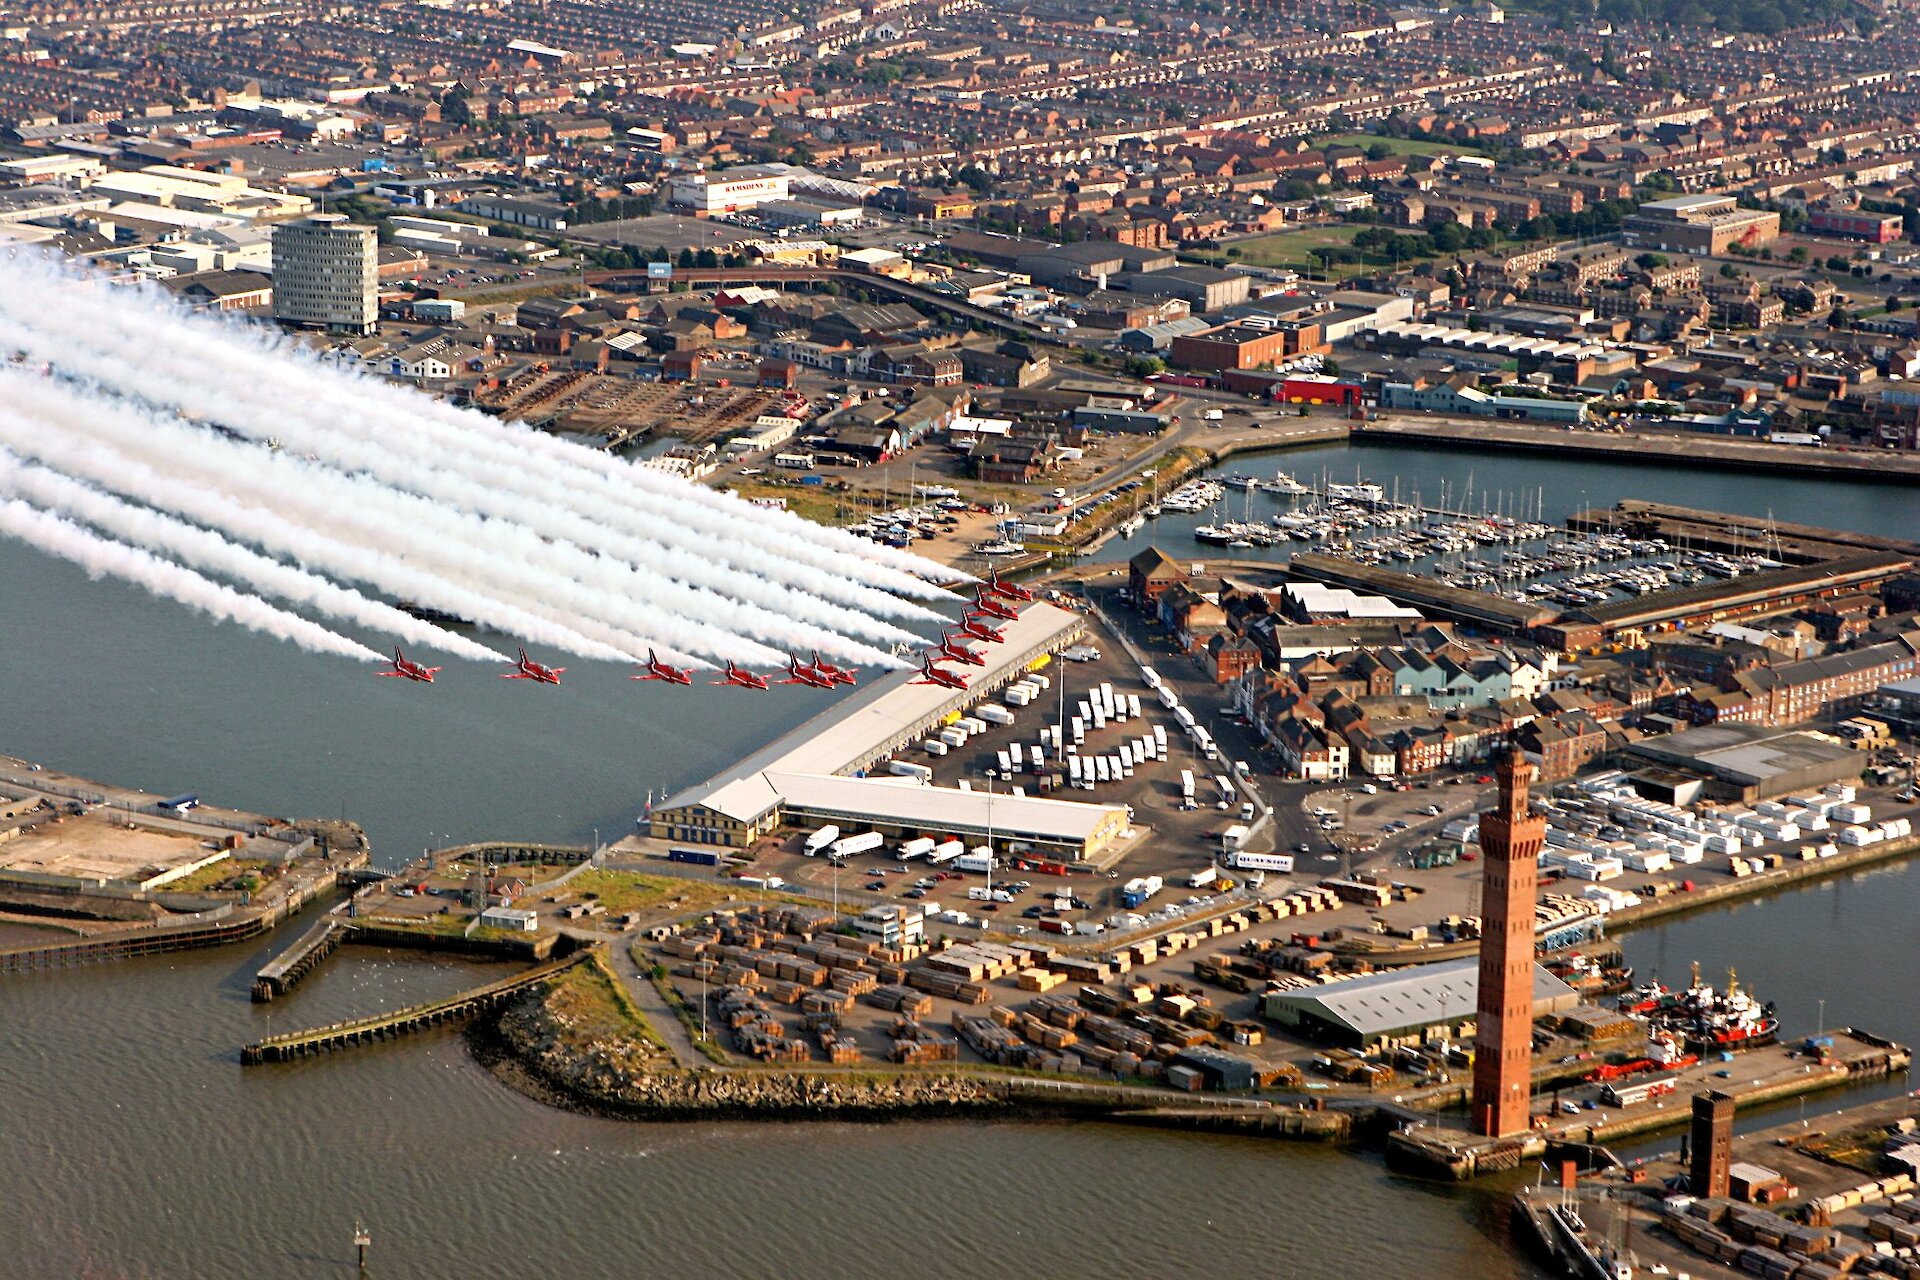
<box><xmin>483</xmin><ymin>979</ymin><xmax>1347</xmax><ymax>1136</ymax></box>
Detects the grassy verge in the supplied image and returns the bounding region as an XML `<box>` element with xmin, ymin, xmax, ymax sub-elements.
<box><xmin>548</xmin><ymin>954</ymin><xmax>665</xmax><ymax>1049</ymax></box>
<box><xmin>719</xmin><ymin>480</ymin><xmax>858</xmax><ymax>525</ymax></box>
<box><xmin>565</xmin><ymin>869</ymin><xmax>756</xmax><ymax>917</ymax></box>
<box><xmin>163</xmin><ymin>858</ymin><xmax>269</xmax><ymax>895</ymax></box>
<box><xmin>1185</xmin><ymin>223</ymin><xmax>1440</xmax><ymax>279</ymax></box>
<box><xmin>1317</xmin><ymin>133</ymin><xmax>1488</xmax><ymax>157</ymax></box>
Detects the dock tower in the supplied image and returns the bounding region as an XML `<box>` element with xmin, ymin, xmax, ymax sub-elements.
<box><xmin>1471</xmin><ymin>751</ymin><xmax>1547</xmax><ymax>1137</ymax></box>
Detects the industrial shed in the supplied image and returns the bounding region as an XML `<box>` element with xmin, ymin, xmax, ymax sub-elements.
<box><xmin>1263</xmin><ymin>958</ymin><xmax>1577</xmax><ymax>1050</ymax></box>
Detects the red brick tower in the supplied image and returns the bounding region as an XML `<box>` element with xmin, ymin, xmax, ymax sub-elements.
<box><xmin>1471</xmin><ymin>751</ymin><xmax>1547</xmax><ymax>1137</ymax></box>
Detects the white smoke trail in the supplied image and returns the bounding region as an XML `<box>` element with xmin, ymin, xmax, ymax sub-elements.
<box><xmin>0</xmin><ymin>285</ymin><xmax>950</xmax><ymax>636</ymax></box>
<box><xmin>0</xmin><ymin>253</ymin><xmax>959</xmax><ymax>605</ymax></box>
<box><xmin>0</xmin><ymin>374</ymin><xmax>903</xmax><ymax>666</ymax></box>
<box><xmin>0</xmin><ymin>410</ymin><xmax>649</xmax><ymax>666</ymax></box>
<box><xmin>0</xmin><ymin>444</ymin><xmax>504</xmax><ymax>663</ymax></box>
<box><xmin>0</xmin><ymin>496</ymin><xmax>383</xmax><ymax>661</ymax></box>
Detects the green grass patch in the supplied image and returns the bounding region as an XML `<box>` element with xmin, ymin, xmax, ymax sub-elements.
<box><xmin>1189</xmin><ymin>222</ymin><xmax>1440</xmax><ymax>279</ymax></box>
<box><xmin>567</xmin><ymin>869</ymin><xmax>734</xmax><ymax>916</ymax></box>
<box><xmin>546</xmin><ymin>955</ymin><xmax>665</xmax><ymax>1051</ymax></box>
<box><xmin>721</xmin><ymin>480</ymin><xmax>858</xmax><ymax>526</ymax></box>
<box><xmin>1318</xmin><ymin>133</ymin><xmax>1487</xmax><ymax>157</ymax></box>
<box><xmin>163</xmin><ymin>858</ymin><xmax>269</xmax><ymax>895</ymax></box>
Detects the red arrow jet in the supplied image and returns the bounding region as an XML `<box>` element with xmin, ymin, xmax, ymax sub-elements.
<box><xmin>631</xmin><ymin>649</ymin><xmax>694</xmax><ymax>686</ymax></box>
<box><xmin>712</xmin><ymin>662</ymin><xmax>770</xmax><ymax>690</ymax></box>
<box><xmin>779</xmin><ymin>654</ymin><xmax>837</xmax><ymax>689</ymax></box>
<box><xmin>912</xmin><ymin>658</ymin><xmax>969</xmax><ymax>690</ymax></box>
<box><xmin>972</xmin><ymin>591</ymin><xmax>1019</xmax><ymax>621</ymax></box>
<box><xmin>376</xmin><ymin>647</ymin><xmax>442</xmax><ymax>683</ymax></box>
<box><xmin>501</xmin><ymin>647</ymin><xmax>564</xmax><ymax>685</ymax></box>
<box><xmin>932</xmin><ymin>631</ymin><xmax>986</xmax><ymax>667</ymax></box>
<box><xmin>958</xmin><ymin>614</ymin><xmax>1005</xmax><ymax>644</ymax></box>
<box><xmin>985</xmin><ymin>568</ymin><xmax>1035</xmax><ymax>602</ymax></box>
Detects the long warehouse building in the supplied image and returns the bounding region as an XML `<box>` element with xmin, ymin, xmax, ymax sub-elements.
<box><xmin>646</xmin><ymin>601</ymin><xmax>1131</xmax><ymax>859</ymax></box>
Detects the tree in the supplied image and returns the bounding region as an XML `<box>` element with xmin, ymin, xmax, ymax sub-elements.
<box><xmin>1124</xmin><ymin>355</ymin><xmax>1165</xmax><ymax>378</ymax></box>
<box><xmin>1788</xmin><ymin>245</ymin><xmax>1809</xmax><ymax>264</ymax></box>
<box><xmin>1636</xmin><ymin>253</ymin><xmax>1669</xmax><ymax>269</ymax></box>
<box><xmin>1825</xmin><ymin>255</ymin><xmax>1851</xmax><ymax>272</ymax></box>
<box><xmin>1365</xmin><ymin>142</ymin><xmax>1393</xmax><ymax>161</ymax></box>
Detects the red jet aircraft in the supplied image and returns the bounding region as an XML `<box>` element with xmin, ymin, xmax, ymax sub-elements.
<box><xmin>631</xmin><ymin>649</ymin><xmax>693</xmax><ymax>686</ymax></box>
<box><xmin>958</xmin><ymin>613</ymin><xmax>1005</xmax><ymax>644</ymax></box>
<box><xmin>712</xmin><ymin>662</ymin><xmax>770</xmax><ymax>690</ymax></box>
<box><xmin>972</xmin><ymin>592</ymin><xmax>1019</xmax><ymax>621</ymax></box>
<box><xmin>912</xmin><ymin>658</ymin><xmax>968</xmax><ymax>690</ymax></box>
<box><xmin>501</xmin><ymin>647</ymin><xmax>564</xmax><ymax>685</ymax></box>
<box><xmin>985</xmin><ymin>568</ymin><xmax>1035</xmax><ymax>602</ymax></box>
<box><xmin>376</xmin><ymin>647</ymin><xmax>442</xmax><ymax>683</ymax></box>
<box><xmin>931</xmin><ymin>631</ymin><xmax>986</xmax><ymax>667</ymax></box>
<box><xmin>810</xmin><ymin>650</ymin><xmax>857</xmax><ymax>685</ymax></box>
<box><xmin>779</xmin><ymin>654</ymin><xmax>837</xmax><ymax>689</ymax></box>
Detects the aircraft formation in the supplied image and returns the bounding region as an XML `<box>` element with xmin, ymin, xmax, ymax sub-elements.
<box><xmin>379</xmin><ymin>571</ymin><xmax>1035</xmax><ymax>691</ymax></box>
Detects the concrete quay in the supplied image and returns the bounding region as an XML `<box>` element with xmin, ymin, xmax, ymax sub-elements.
<box><xmin>1352</xmin><ymin>418</ymin><xmax>1920</xmax><ymax>484</ymax></box>
<box><xmin>1385</xmin><ymin>1028</ymin><xmax>1912</xmax><ymax>1181</ymax></box>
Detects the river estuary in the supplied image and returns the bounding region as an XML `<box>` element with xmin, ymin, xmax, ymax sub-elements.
<box><xmin>0</xmin><ymin>439</ymin><xmax>1914</xmax><ymax>1278</ymax></box>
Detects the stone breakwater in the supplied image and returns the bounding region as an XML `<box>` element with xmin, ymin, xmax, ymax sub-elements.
<box><xmin>483</xmin><ymin>986</ymin><xmax>1025</xmax><ymax>1122</ymax></box>
<box><xmin>481</xmin><ymin>981</ymin><xmax>1354</xmax><ymax>1140</ymax></box>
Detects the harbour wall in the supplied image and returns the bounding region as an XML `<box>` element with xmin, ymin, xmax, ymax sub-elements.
<box><xmin>1351</xmin><ymin>420</ymin><xmax>1920</xmax><ymax>484</ymax></box>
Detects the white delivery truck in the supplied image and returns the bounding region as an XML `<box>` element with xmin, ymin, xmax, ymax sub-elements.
<box><xmin>830</xmin><ymin>830</ymin><xmax>885</xmax><ymax>859</ymax></box>
<box><xmin>1225</xmin><ymin>851</ymin><xmax>1294</xmax><ymax>873</ymax></box>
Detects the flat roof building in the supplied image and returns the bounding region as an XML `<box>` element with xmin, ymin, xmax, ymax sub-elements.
<box><xmin>648</xmin><ymin>602</ymin><xmax>1129</xmax><ymax>859</ymax></box>
<box><xmin>1621</xmin><ymin>724</ymin><xmax>1860</xmax><ymax>802</ymax></box>
<box><xmin>1263</xmin><ymin>956</ymin><xmax>1577</xmax><ymax>1049</ymax></box>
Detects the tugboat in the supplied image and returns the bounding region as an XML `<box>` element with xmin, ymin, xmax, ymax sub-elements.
<box><xmin>1546</xmin><ymin>951</ymin><xmax>1635</xmax><ymax>999</ymax></box>
<box><xmin>1648</xmin><ymin>963</ymin><xmax>1779</xmax><ymax>1055</ymax></box>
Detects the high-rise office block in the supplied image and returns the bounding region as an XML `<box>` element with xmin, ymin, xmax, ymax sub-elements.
<box><xmin>272</xmin><ymin>213</ymin><xmax>377</xmax><ymax>335</ymax></box>
<box><xmin>1471</xmin><ymin>751</ymin><xmax>1547</xmax><ymax>1137</ymax></box>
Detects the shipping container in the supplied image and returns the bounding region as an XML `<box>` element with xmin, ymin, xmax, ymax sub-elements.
<box><xmin>897</xmin><ymin>837</ymin><xmax>937</xmax><ymax>862</ymax></box>
<box><xmin>667</xmin><ymin>847</ymin><xmax>721</xmax><ymax>866</ymax></box>
<box><xmin>1186</xmin><ymin>866</ymin><xmax>1219</xmax><ymax>889</ymax></box>
<box><xmin>978</xmin><ymin>705</ymin><xmax>1015</xmax><ymax>726</ymax></box>
<box><xmin>929</xmin><ymin>840</ymin><xmax>966</xmax><ymax>865</ymax></box>
<box><xmin>922</xmin><ymin>739</ymin><xmax>948</xmax><ymax>756</ymax></box>
<box><xmin>889</xmin><ymin>760</ymin><xmax>933</xmax><ymax>781</ymax></box>
<box><xmin>803</xmin><ymin>825</ymin><xmax>842</xmax><ymax>856</ymax></box>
